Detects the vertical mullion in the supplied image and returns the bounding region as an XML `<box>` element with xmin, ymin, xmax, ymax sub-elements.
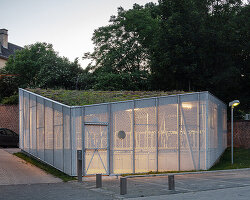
<box><xmin>52</xmin><ymin>103</ymin><xmax>54</xmax><ymax>166</ymax></box>
<box><xmin>18</xmin><ymin>89</ymin><xmax>20</xmax><ymax>148</ymax></box>
<box><xmin>82</xmin><ymin>106</ymin><xmax>85</xmax><ymax>176</ymax></box>
<box><xmin>205</xmin><ymin>92</ymin><xmax>209</xmax><ymax>169</ymax></box>
<box><xmin>22</xmin><ymin>90</ymin><xmax>24</xmax><ymax>149</ymax></box>
<box><xmin>107</xmin><ymin>103</ymin><xmax>111</xmax><ymax>175</ymax></box>
<box><xmin>71</xmin><ymin>107</ymin><xmax>76</xmax><ymax>176</ymax></box>
<box><xmin>177</xmin><ymin>95</ymin><xmax>180</xmax><ymax>171</ymax></box>
<box><xmin>132</xmin><ymin>100</ymin><xmax>135</xmax><ymax>174</ymax></box>
<box><xmin>198</xmin><ymin>93</ymin><xmax>200</xmax><ymax>170</ymax></box>
<box><xmin>28</xmin><ymin>93</ymin><xmax>30</xmax><ymax>153</ymax></box>
<box><xmin>43</xmin><ymin>99</ymin><xmax>46</xmax><ymax>160</ymax></box>
<box><xmin>36</xmin><ymin>96</ymin><xmax>38</xmax><ymax>156</ymax></box>
<box><xmin>156</xmin><ymin>98</ymin><xmax>159</xmax><ymax>172</ymax></box>
<box><xmin>110</xmin><ymin>104</ymin><xmax>114</xmax><ymax>174</ymax></box>
<box><xmin>18</xmin><ymin>89</ymin><xmax>21</xmax><ymax>148</ymax></box>
<box><xmin>62</xmin><ymin>106</ymin><xmax>65</xmax><ymax>172</ymax></box>
<box><xmin>69</xmin><ymin>108</ymin><xmax>73</xmax><ymax>175</ymax></box>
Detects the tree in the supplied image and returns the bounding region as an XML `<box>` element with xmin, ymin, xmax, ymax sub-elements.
<box><xmin>5</xmin><ymin>43</ymin><xmax>57</xmax><ymax>88</ymax></box>
<box><xmin>36</xmin><ymin>58</ymin><xmax>83</xmax><ymax>89</ymax></box>
<box><xmin>1</xmin><ymin>42</ymin><xmax>87</xmax><ymax>104</ymax></box>
<box><xmin>83</xmin><ymin>3</ymin><xmax>160</xmax><ymax>90</ymax></box>
<box><xmin>85</xmin><ymin>0</ymin><xmax>249</xmax><ymax>116</ymax></box>
<box><xmin>0</xmin><ymin>74</ymin><xmax>19</xmax><ymax>103</ymax></box>
<box><xmin>4</xmin><ymin>42</ymin><xmax>83</xmax><ymax>89</ymax></box>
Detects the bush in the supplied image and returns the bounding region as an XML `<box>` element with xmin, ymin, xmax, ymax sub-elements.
<box><xmin>0</xmin><ymin>94</ymin><xmax>19</xmax><ymax>105</ymax></box>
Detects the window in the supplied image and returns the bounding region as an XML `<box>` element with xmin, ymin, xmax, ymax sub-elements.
<box><xmin>0</xmin><ymin>130</ymin><xmax>6</xmax><ymax>135</ymax></box>
<box><xmin>5</xmin><ymin>129</ymin><xmax>15</xmax><ymax>136</ymax></box>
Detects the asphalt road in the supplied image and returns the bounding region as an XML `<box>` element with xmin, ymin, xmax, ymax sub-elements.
<box><xmin>0</xmin><ymin>182</ymin><xmax>114</xmax><ymax>200</ymax></box>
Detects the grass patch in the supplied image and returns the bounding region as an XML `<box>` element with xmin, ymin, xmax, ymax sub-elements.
<box><xmin>210</xmin><ymin>147</ymin><xmax>250</xmax><ymax>170</ymax></box>
<box><xmin>14</xmin><ymin>152</ymin><xmax>76</xmax><ymax>182</ymax></box>
<box><xmin>27</xmin><ymin>88</ymin><xmax>186</xmax><ymax>106</ymax></box>
<box><xmin>121</xmin><ymin>170</ymin><xmax>198</xmax><ymax>177</ymax></box>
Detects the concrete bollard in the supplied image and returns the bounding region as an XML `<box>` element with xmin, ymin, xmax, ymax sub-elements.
<box><xmin>77</xmin><ymin>150</ymin><xmax>82</xmax><ymax>182</ymax></box>
<box><xmin>96</xmin><ymin>174</ymin><xmax>102</xmax><ymax>188</ymax></box>
<box><xmin>168</xmin><ymin>175</ymin><xmax>175</xmax><ymax>190</ymax></box>
<box><xmin>120</xmin><ymin>177</ymin><xmax>127</xmax><ymax>195</ymax></box>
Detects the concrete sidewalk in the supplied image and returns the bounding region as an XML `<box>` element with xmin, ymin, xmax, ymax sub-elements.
<box><xmin>0</xmin><ymin>148</ymin><xmax>61</xmax><ymax>185</ymax></box>
<box><xmin>127</xmin><ymin>185</ymin><xmax>250</xmax><ymax>200</ymax></box>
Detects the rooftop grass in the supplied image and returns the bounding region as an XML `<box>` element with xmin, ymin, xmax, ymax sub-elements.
<box><xmin>27</xmin><ymin>88</ymin><xmax>186</xmax><ymax>106</ymax></box>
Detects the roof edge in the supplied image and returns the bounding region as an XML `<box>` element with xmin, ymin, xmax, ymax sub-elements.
<box><xmin>20</xmin><ymin>89</ymin><xmax>226</xmax><ymax>108</ymax></box>
<box><xmin>19</xmin><ymin>88</ymin><xmax>72</xmax><ymax>108</ymax></box>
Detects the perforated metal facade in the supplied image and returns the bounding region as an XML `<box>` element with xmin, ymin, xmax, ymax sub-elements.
<box><xmin>19</xmin><ymin>89</ymin><xmax>227</xmax><ymax>176</ymax></box>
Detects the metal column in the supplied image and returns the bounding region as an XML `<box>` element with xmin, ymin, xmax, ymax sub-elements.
<box><xmin>205</xmin><ymin>92</ymin><xmax>209</xmax><ymax>169</ymax></box>
<box><xmin>22</xmin><ymin>90</ymin><xmax>24</xmax><ymax>149</ymax></box>
<box><xmin>107</xmin><ymin>103</ymin><xmax>111</xmax><ymax>174</ymax></box>
<box><xmin>62</xmin><ymin>106</ymin><xmax>65</xmax><ymax>172</ymax></box>
<box><xmin>177</xmin><ymin>95</ymin><xmax>181</xmax><ymax>171</ymax></box>
<box><xmin>43</xmin><ymin>98</ymin><xmax>46</xmax><ymax>161</ymax></box>
<box><xmin>132</xmin><ymin>100</ymin><xmax>135</xmax><ymax>174</ymax></box>
<box><xmin>52</xmin><ymin>103</ymin><xmax>55</xmax><ymax>166</ymax></box>
<box><xmin>156</xmin><ymin>98</ymin><xmax>159</xmax><ymax>172</ymax></box>
<box><xmin>28</xmin><ymin>93</ymin><xmax>30</xmax><ymax>153</ymax></box>
<box><xmin>198</xmin><ymin>93</ymin><xmax>201</xmax><ymax>170</ymax></box>
<box><xmin>69</xmin><ymin>108</ymin><xmax>73</xmax><ymax>176</ymax></box>
<box><xmin>82</xmin><ymin>107</ymin><xmax>85</xmax><ymax>176</ymax></box>
<box><xmin>35</xmin><ymin>96</ymin><xmax>38</xmax><ymax>156</ymax></box>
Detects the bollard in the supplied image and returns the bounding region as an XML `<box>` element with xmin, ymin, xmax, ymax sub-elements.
<box><xmin>77</xmin><ymin>150</ymin><xmax>82</xmax><ymax>182</ymax></box>
<box><xmin>168</xmin><ymin>175</ymin><xmax>175</xmax><ymax>190</ymax></box>
<box><xmin>96</xmin><ymin>174</ymin><xmax>102</xmax><ymax>188</ymax></box>
<box><xmin>120</xmin><ymin>177</ymin><xmax>127</xmax><ymax>195</ymax></box>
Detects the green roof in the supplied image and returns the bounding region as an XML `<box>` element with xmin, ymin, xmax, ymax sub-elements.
<box><xmin>28</xmin><ymin>89</ymin><xmax>186</xmax><ymax>106</ymax></box>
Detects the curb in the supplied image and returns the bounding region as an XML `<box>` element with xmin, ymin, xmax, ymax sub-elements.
<box><xmin>124</xmin><ymin>168</ymin><xmax>250</xmax><ymax>179</ymax></box>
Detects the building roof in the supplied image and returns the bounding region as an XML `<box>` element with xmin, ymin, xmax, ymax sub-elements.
<box><xmin>0</xmin><ymin>42</ymin><xmax>23</xmax><ymax>60</ymax></box>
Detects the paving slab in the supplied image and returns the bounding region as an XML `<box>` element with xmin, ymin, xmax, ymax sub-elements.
<box><xmin>79</xmin><ymin>168</ymin><xmax>250</xmax><ymax>199</ymax></box>
<box><xmin>127</xmin><ymin>185</ymin><xmax>250</xmax><ymax>200</ymax></box>
<box><xmin>0</xmin><ymin>148</ymin><xmax>61</xmax><ymax>185</ymax></box>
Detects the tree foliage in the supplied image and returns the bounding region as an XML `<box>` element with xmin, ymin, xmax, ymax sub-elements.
<box><xmin>84</xmin><ymin>0</ymin><xmax>250</xmax><ymax>116</ymax></box>
<box><xmin>83</xmin><ymin>3</ymin><xmax>160</xmax><ymax>90</ymax></box>
<box><xmin>4</xmin><ymin>42</ymin><xmax>83</xmax><ymax>89</ymax></box>
<box><xmin>1</xmin><ymin>42</ymin><xmax>89</xmax><ymax>103</ymax></box>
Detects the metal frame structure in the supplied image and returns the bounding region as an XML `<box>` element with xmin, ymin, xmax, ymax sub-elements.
<box><xmin>19</xmin><ymin>88</ymin><xmax>227</xmax><ymax>176</ymax></box>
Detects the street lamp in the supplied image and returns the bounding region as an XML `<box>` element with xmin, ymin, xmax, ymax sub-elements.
<box><xmin>229</xmin><ymin>100</ymin><xmax>240</xmax><ymax>165</ymax></box>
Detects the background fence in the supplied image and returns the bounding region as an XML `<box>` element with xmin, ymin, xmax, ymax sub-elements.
<box><xmin>0</xmin><ymin>104</ymin><xmax>19</xmax><ymax>134</ymax></box>
<box><xmin>228</xmin><ymin>120</ymin><xmax>250</xmax><ymax>149</ymax></box>
<box><xmin>19</xmin><ymin>89</ymin><xmax>227</xmax><ymax>176</ymax></box>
